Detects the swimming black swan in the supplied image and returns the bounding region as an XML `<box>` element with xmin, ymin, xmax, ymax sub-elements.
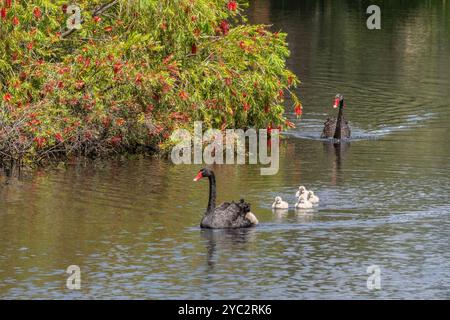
<box><xmin>321</xmin><ymin>94</ymin><xmax>351</xmax><ymax>139</ymax></box>
<box><xmin>193</xmin><ymin>168</ymin><xmax>259</xmax><ymax>229</ymax></box>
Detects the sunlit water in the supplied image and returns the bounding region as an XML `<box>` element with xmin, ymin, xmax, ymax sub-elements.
<box><xmin>1</xmin><ymin>0</ymin><xmax>450</xmax><ymax>299</ymax></box>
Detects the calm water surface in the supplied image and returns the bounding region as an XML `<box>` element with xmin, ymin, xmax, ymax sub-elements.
<box><xmin>1</xmin><ymin>0</ymin><xmax>450</xmax><ymax>299</ymax></box>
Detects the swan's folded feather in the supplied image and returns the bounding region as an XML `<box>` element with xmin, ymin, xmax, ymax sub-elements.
<box><xmin>200</xmin><ymin>199</ymin><xmax>255</xmax><ymax>229</ymax></box>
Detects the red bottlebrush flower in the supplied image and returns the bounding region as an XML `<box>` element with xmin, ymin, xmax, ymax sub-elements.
<box><xmin>101</xmin><ymin>117</ymin><xmax>110</xmax><ymax>128</ymax></box>
<box><xmin>191</xmin><ymin>43</ymin><xmax>197</xmax><ymax>54</ymax></box>
<box><xmin>146</xmin><ymin>104</ymin><xmax>154</xmax><ymax>113</ymax></box>
<box><xmin>179</xmin><ymin>91</ymin><xmax>188</xmax><ymax>101</ymax></box>
<box><xmin>113</xmin><ymin>62</ymin><xmax>122</xmax><ymax>74</ymax></box>
<box><xmin>191</xmin><ymin>16</ymin><xmax>197</xmax><ymax>22</ymax></box>
<box><xmin>12</xmin><ymin>15</ymin><xmax>19</xmax><ymax>25</ymax></box>
<box><xmin>5</xmin><ymin>0</ymin><xmax>12</xmax><ymax>8</ymax></box>
<box><xmin>58</xmin><ymin>67</ymin><xmax>70</xmax><ymax>74</ymax></box>
<box><xmin>278</xmin><ymin>89</ymin><xmax>284</xmax><ymax>99</ymax></box>
<box><xmin>294</xmin><ymin>103</ymin><xmax>303</xmax><ymax>117</ymax></box>
<box><xmin>163</xmin><ymin>54</ymin><xmax>173</xmax><ymax>64</ymax></box>
<box><xmin>264</xmin><ymin>105</ymin><xmax>270</xmax><ymax>113</ymax></box>
<box><xmin>285</xmin><ymin>120</ymin><xmax>295</xmax><ymax>128</ymax></box>
<box><xmin>84</xmin><ymin>131</ymin><xmax>93</xmax><ymax>140</ymax></box>
<box><xmin>1</xmin><ymin>8</ymin><xmax>6</xmax><ymax>19</ymax></box>
<box><xmin>110</xmin><ymin>135</ymin><xmax>122</xmax><ymax>145</ymax></box>
<box><xmin>75</xmin><ymin>81</ymin><xmax>85</xmax><ymax>90</ymax></box>
<box><xmin>256</xmin><ymin>27</ymin><xmax>267</xmax><ymax>36</ymax></box>
<box><xmin>3</xmin><ymin>93</ymin><xmax>12</xmax><ymax>102</ymax></box>
<box><xmin>57</xmin><ymin>81</ymin><xmax>64</xmax><ymax>89</ymax></box>
<box><xmin>54</xmin><ymin>133</ymin><xmax>64</xmax><ymax>143</ymax></box>
<box><xmin>27</xmin><ymin>42</ymin><xmax>33</xmax><ymax>50</ymax></box>
<box><xmin>227</xmin><ymin>1</ymin><xmax>237</xmax><ymax>11</ymax></box>
<box><xmin>33</xmin><ymin>7</ymin><xmax>42</xmax><ymax>19</ymax></box>
<box><xmin>33</xmin><ymin>137</ymin><xmax>46</xmax><ymax>148</ymax></box>
<box><xmin>93</xmin><ymin>16</ymin><xmax>101</xmax><ymax>23</ymax></box>
<box><xmin>170</xmin><ymin>112</ymin><xmax>189</xmax><ymax>121</ymax></box>
<box><xmin>105</xmin><ymin>26</ymin><xmax>113</xmax><ymax>32</ymax></box>
<box><xmin>239</xmin><ymin>41</ymin><xmax>246</xmax><ymax>50</ymax></box>
<box><xmin>62</xmin><ymin>4</ymin><xmax>68</xmax><ymax>13</ymax></box>
<box><xmin>243</xmin><ymin>102</ymin><xmax>250</xmax><ymax>111</ymax></box>
<box><xmin>115</xmin><ymin>118</ymin><xmax>125</xmax><ymax>126</ymax></box>
<box><xmin>84</xmin><ymin>57</ymin><xmax>91</xmax><ymax>68</ymax></box>
<box><xmin>193</xmin><ymin>28</ymin><xmax>201</xmax><ymax>37</ymax></box>
<box><xmin>288</xmin><ymin>76</ymin><xmax>294</xmax><ymax>86</ymax></box>
<box><xmin>219</xmin><ymin>20</ymin><xmax>229</xmax><ymax>35</ymax></box>
<box><xmin>135</xmin><ymin>73</ymin><xmax>143</xmax><ymax>84</ymax></box>
<box><xmin>224</xmin><ymin>77</ymin><xmax>232</xmax><ymax>86</ymax></box>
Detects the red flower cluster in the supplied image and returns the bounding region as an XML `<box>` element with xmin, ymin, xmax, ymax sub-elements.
<box><xmin>219</xmin><ymin>20</ymin><xmax>229</xmax><ymax>35</ymax></box>
<box><xmin>191</xmin><ymin>43</ymin><xmax>197</xmax><ymax>54</ymax></box>
<box><xmin>33</xmin><ymin>7</ymin><xmax>41</xmax><ymax>19</ymax></box>
<box><xmin>3</xmin><ymin>92</ymin><xmax>12</xmax><ymax>102</ymax></box>
<box><xmin>110</xmin><ymin>135</ymin><xmax>122</xmax><ymax>145</ymax></box>
<box><xmin>113</xmin><ymin>62</ymin><xmax>123</xmax><ymax>74</ymax></box>
<box><xmin>227</xmin><ymin>1</ymin><xmax>237</xmax><ymax>11</ymax></box>
<box><xmin>75</xmin><ymin>80</ymin><xmax>85</xmax><ymax>90</ymax></box>
<box><xmin>179</xmin><ymin>91</ymin><xmax>188</xmax><ymax>101</ymax></box>
<box><xmin>294</xmin><ymin>103</ymin><xmax>303</xmax><ymax>117</ymax></box>
<box><xmin>115</xmin><ymin>118</ymin><xmax>125</xmax><ymax>126</ymax></box>
<box><xmin>285</xmin><ymin>120</ymin><xmax>295</xmax><ymax>128</ymax></box>
<box><xmin>54</xmin><ymin>133</ymin><xmax>64</xmax><ymax>143</ymax></box>
<box><xmin>33</xmin><ymin>137</ymin><xmax>46</xmax><ymax>148</ymax></box>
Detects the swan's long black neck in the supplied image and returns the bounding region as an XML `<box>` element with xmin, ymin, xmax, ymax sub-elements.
<box><xmin>334</xmin><ymin>102</ymin><xmax>344</xmax><ymax>140</ymax></box>
<box><xmin>207</xmin><ymin>172</ymin><xmax>216</xmax><ymax>214</ymax></box>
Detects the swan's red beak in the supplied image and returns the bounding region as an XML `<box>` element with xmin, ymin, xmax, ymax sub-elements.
<box><xmin>193</xmin><ymin>172</ymin><xmax>203</xmax><ymax>181</ymax></box>
<box><xmin>333</xmin><ymin>98</ymin><xmax>340</xmax><ymax>109</ymax></box>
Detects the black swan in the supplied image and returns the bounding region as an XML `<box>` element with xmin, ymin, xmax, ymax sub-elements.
<box><xmin>321</xmin><ymin>94</ymin><xmax>351</xmax><ymax>139</ymax></box>
<box><xmin>193</xmin><ymin>168</ymin><xmax>259</xmax><ymax>229</ymax></box>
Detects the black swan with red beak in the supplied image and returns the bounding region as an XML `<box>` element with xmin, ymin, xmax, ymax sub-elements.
<box><xmin>193</xmin><ymin>168</ymin><xmax>259</xmax><ymax>229</ymax></box>
<box><xmin>321</xmin><ymin>94</ymin><xmax>351</xmax><ymax>139</ymax></box>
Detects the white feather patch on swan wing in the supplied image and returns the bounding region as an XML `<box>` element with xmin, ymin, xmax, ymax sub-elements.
<box><xmin>245</xmin><ymin>212</ymin><xmax>259</xmax><ymax>225</ymax></box>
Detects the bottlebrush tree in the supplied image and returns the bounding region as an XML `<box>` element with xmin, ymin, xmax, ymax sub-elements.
<box><xmin>0</xmin><ymin>0</ymin><xmax>301</xmax><ymax>166</ymax></box>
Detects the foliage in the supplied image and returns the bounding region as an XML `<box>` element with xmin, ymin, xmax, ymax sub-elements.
<box><xmin>0</xmin><ymin>0</ymin><xmax>301</xmax><ymax>165</ymax></box>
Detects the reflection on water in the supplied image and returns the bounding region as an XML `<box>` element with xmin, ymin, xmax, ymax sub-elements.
<box><xmin>1</xmin><ymin>0</ymin><xmax>450</xmax><ymax>299</ymax></box>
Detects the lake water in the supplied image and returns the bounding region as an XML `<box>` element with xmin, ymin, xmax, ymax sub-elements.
<box><xmin>1</xmin><ymin>0</ymin><xmax>449</xmax><ymax>299</ymax></box>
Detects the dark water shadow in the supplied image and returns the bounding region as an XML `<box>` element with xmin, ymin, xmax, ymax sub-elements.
<box><xmin>200</xmin><ymin>228</ymin><xmax>257</xmax><ymax>270</ymax></box>
<box><xmin>323</xmin><ymin>141</ymin><xmax>350</xmax><ymax>185</ymax></box>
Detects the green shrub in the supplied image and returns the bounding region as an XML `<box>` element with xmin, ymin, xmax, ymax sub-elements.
<box><xmin>0</xmin><ymin>0</ymin><xmax>301</xmax><ymax>165</ymax></box>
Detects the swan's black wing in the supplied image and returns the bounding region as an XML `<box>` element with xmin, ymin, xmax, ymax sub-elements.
<box><xmin>321</xmin><ymin>117</ymin><xmax>336</xmax><ymax>139</ymax></box>
<box><xmin>341</xmin><ymin>118</ymin><xmax>351</xmax><ymax>139</ymax></box>
<box><xmin>200</xmin><ymin>199</ymin><xmax>255</xmax><ymax>229</ymax></box>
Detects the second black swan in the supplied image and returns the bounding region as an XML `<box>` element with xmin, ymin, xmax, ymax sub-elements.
<box><xmin>321</xmin><ymin>94</ymin><xmax>351</xmax><ymax>140</ymax></box>
<box><xmin>193</xmin><ymin>168</ymin><xmax>259</xmax><ymax>229</ymax></box>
